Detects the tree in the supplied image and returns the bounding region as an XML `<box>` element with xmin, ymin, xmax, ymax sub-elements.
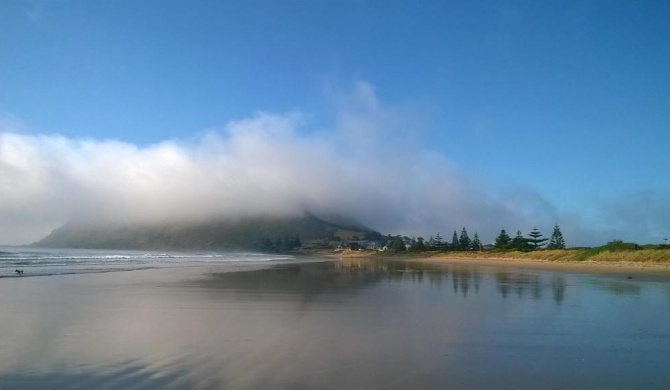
<box><xmin>364</xmin><ymin>230</ymin><xmax>383</xmax><ymax>240</ymax></box>
<box><xmin>412</xmin><ymin>236</ymin><xmax>427</xmax><ymax>251</ymax></box>
<box><xmin>387</xmin><ymin>235</ymin><xmax>406</xmax><ymax>252</ymax></box>
<box><xmin>427</xmin><ymin>236</ymin><xmax>435</xmax><ymax>250</ymax></box>
<box><xmin>261</xmin><ymin>238</ymin><xmax>274</xmax><ymax>252</ymax></box>
<box><xmin>511</xmin><ymin>230</ymin><xmax>530</xmax><ymax>251</ymax></box>
<box><xmin>451</xmin><ymin>230</ymin><xmax>459</xmax><ymax>250</ymax></box>
<box><xmin>472</xmin><ymin>232</ymin><xmax>483</xmax><ymax>251</ymax></box>
<box><xmin>458</xmin><ymin>227</ymin><xmax>471</xmax><ymax>251</ymax></box>
<box><xmin>434</xmin><ymin>232</ymin><xmax>445</xmax><ymax>251</ymax></box>
<box><xmin>494</xmin><ymin>229</ymin><xmax>511</xmax><ymax>250</ymax></box>
<box><xmin>527</xmin><ymin>227</ymin><xmax>548</xmax><ymax>250</ymax></box>
<box><xmin>547</xmin><ymin>224</ymin><xmax>566</xmax><ymax>249</ymax></box>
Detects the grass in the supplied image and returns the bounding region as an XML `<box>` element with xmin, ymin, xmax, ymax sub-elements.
<box><xmin>428</xmin><ymin>247</ymin><xmax>670</xmax><ymax>264</ymax></box>
<box><xmin>587</xmin><ymin>249</ymin><xmax>670</xmax><ymax>263</ymax></box>
<box><xmin>335</xmin><ymin>240</ymin><xmax>670</xmax><ymax>265</ymax></box>
<box><xmin>432</xmin><ymin>249</ymin><xmax>579</xmax><ymax>261</ymax></box>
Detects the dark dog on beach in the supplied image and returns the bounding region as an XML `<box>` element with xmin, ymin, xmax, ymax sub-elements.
<box><xmin>15</xmin><ymin>269</ymin><xmax>24</xmax><ymax>275</ymax></box>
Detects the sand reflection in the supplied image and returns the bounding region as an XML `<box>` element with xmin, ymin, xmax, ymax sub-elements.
<box><xmin>1</xmin><ymin>259</ymin><xmax>669</xmax><ymax>389</ymax></box>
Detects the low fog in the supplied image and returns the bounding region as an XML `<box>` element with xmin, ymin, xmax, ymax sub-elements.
<box><xmin>0</xmin><ymin>83</ymin><xmax>648</xmax><ymax>246</ymax></box>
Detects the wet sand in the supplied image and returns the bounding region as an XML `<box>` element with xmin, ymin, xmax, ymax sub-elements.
<box><xmin>1</xmin><ymin>257</ymin><xmax>669</xmax><ymax>389</ymax></box>
<box><xmin>415</xmin><ymin>256</ymin><xmax>670</xmax><ymax>282</ymax></box>
<box><xmin>333</xmin><ymin>250</ymin><xmax>670</xmax><ymax>282</ymax></box>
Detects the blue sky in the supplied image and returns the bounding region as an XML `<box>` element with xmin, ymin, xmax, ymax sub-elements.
<box><xmin>1</xmin><ymin>0</ymin><xmax>669</xmax><ymax>245</ymax></box>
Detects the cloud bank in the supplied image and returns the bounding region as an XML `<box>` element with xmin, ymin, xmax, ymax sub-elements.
<box><xmin>2</xmin><ymin>82</ymin><xmax>662</xmax><ymax>246</ymax></box>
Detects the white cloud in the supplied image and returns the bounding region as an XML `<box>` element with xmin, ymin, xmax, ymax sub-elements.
<box><xmin>593</xmin><ymin>191</ymin><xmax>670</xmax><ymax>245</ymax></box>
<box><xmin>0</xmin><ymin>82</ymin><xmax>608</xmax><ymax>246</ymax></box>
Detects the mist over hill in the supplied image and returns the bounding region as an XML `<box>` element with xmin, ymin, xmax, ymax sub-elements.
<box><xmin>4</xmin><ymin>83</ymin><xmax>660</xmax><ymax>247</ymax></box>
<box><xmin>34</xmin><ymin>213</ymin><xmax>380</xmax><ymax>251</ymax></box>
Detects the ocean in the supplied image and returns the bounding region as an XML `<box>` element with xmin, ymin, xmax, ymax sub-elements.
<box><xmin>0</xmin><ymin>246</ymin><xmax>294</xmax><ymax>278</ymax></box>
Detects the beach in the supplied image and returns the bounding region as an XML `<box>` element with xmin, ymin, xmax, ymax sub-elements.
<box><xmin>417</xmin><ymin>256</ymin><xmax>670</xmax><ymax>282</ymax></box>
<box><xmin>334</xmin><ymin>249</ymin><xmax>670</xmax><ymax>282</ymax></box>
<box><xmin>2</xmin><ymin>253</ymin><xmax>670</xmax><ymax>389</ymax></box>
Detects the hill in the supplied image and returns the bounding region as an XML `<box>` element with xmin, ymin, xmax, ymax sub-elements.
<box><xmin>34</xmin><ymin>213</ymin><xmax>380</xmax><ymax>251</ymax></box>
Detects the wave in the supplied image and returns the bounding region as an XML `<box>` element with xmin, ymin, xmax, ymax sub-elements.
<box><xmin>0</xmin><ymin>247</ymin><xmax>296</xmax><ymax>278</ymax></box>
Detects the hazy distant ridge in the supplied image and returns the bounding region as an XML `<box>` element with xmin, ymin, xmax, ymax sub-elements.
<box><xmin>33</xmin><ymin>213</ymin><xmax>376</xmax><ymax>251</ymax></box>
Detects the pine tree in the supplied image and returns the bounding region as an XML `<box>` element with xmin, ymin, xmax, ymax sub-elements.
<box><xmin>427</xmin><ymin>236</ymin><xmax>435</xmax><ymax>250</ymax></box>
<box><xmin>413</xmin><ymin>236</ymin><xmax>427</xmax><ymax>251</ymax></box>
<box><xmin>451</xmin><ymin>230</ymin><xmax>459</xmax><ymax>250</ymax></box>
<box><xmin>527</xmin><ymin>227</ymin><xmax>548</xmax><ymax>250</ymax></box>
<box><xmin>434</xmin><ymin>232</ymin><xmax>444</xmax><ymax>251</ymax></box>
<box><xmin>458</xmin><ymin>227</ymin><xmax>471</xmax><ymax>251</ymax></box>
<box><xmin>494</xmin><ymin>229</ymin><xmax>511</xmax><ymax>249</ymax></box>
<box><xmin>511</xmin><ymin>230</ymin><xmax>529</xmax><ymax>251</ymax></box>
<box><xmin>547</xmin><ymin>224</ymin><xmax>566</xmax><ymax>249</ymax></box>
<box><xmin>472</xmin><ymin>232</ymin><xmax>483</xmax><ymax>251</ymax></box>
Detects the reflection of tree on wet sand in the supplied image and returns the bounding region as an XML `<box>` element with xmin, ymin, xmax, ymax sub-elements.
<box><xmin>338</xmin><ymin>258</ymin><xmax>443</xmax><ymax>285</ymax></box>
<box><xmin>350</xmin><ymin>260</ymin><xmax>485</xmax><ymax>297</ymax></box>
<box><xmin>200</xmin><ymin>261</ymin><xmax>388</xmax><ymax>302</ymax></box>
<box><xmin>428</xmin><ymin>270</ymin><xmax>446</xmax><ymax>288</ymax></box>
<box><xmin>450</xmin><ymin>266</ymin><xmax>482</xmax><ymax>297</ymax></box>
<box><xmin>552</xmin><ymin>275</ymin><xmax>566</xmax><ymax>304</ymax></box>
<box><xmin>341</xmin><ymin>259</ymin><xmax>573</xmax><ymax>303</ymax></box>
<box><xmin>339</xmin><ymin>259</ymin><xmax>485</xmax><ymax>298</ymax></box>
<box><xmin>199</xmin><ymin>259</ymin><xmax>452</xmax><ymax>302</ymax></box>
<box><xmin>352</xmin><ymin>260</ymin><xmax>483</xmax><ymax>298</ymax></box>
<box><xmin>340</xmin><ymin>258</ymin><xmax>448</xmax><ymax>277</ymax></box>
<box><xmin>495</xmin><ymin>270</ymin><xmax>543</xmax><ymax>301</ymax></box>
<box><xmin>205</xmin><ymin>259</ymin><xmax>580</xmax><ymax>303</ymax></box>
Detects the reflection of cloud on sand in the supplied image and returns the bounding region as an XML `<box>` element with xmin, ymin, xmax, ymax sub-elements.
<box><xmin>3</xmin><ymin>259</ymin><xmax>667</xmax><ymax>388</ymax></box>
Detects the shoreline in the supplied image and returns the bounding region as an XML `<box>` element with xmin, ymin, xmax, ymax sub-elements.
<box><xmin>330</xmin><ymin>250</ymin><xmax>670</xmax><ymax>282</ymax></box>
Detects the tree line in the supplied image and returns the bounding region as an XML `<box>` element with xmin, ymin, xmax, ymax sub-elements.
<box><xmin>258</xmin><ymin>235</ymin><xmax>302</xmax><ymax>253</ymax></box>
<box><xmin>493</xmin><ymin>224</ymin><xmax>565</xmax><ymax>251</ymax></box>
<box><xmin>386</xmin><ymin>227</ymin><xmax>484</xmax><ymax>252</ymax></box>
<box><xmin>386</xmin><ymin>224</ymin><xmax>566</xmax><ymax>253</ymax></box>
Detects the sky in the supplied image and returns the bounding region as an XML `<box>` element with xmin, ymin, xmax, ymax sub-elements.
<box><xmin>1</xmin><ymin>0</ymin><xmax>669</xmax><ymax>246</ymax></box>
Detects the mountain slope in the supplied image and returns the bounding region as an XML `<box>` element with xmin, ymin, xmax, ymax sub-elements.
<box><xmin>34</xmin><ymin>213</ymin><xmax>380</xmax><ymax>251</ymax></box>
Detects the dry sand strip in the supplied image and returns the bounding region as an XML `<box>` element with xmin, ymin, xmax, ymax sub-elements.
<box><xmin>330</xmin><ymin>250</ymin><xmax>670</xmax><ymax>282</ymax></box>
<box><xmin>419</xmin><ymin>256</ymin><xmax>670</xmax><ymax>281</ymax></box>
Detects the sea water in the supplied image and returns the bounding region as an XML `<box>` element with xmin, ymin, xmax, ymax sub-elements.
<box><xmin>0</xmin><ymin>246</ymin><xmax>294</xmax><ymax>278</ymax></box>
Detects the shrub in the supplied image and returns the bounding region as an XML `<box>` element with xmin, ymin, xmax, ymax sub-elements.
<box><xmin>576</xmin><ymin>240</ymin><xmax>641</xmax><ymax>261</ymax></box>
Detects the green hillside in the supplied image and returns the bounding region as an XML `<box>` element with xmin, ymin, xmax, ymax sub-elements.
<box><xmin>34</xmin><ymin>213</ymin><xmax>377</xmax><ymax>251</ymax></box>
